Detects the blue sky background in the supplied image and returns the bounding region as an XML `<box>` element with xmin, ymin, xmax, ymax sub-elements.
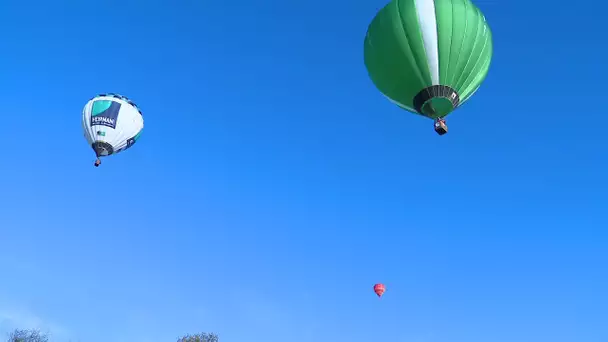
<box><xmin>0</xmin><ymin>1</ymin><xmax>606</xmax><ymax>341</ymax></box>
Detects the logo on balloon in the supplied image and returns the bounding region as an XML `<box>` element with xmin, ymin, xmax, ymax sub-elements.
<box><xmin>90</xmin><ymin>100</ymin><xmax>121</xmax><ymax>130</ymax></box>
<box><xmin>126</xmin><ymin>137</ymin><xmax>136</xmax><ymax>148</ymax></box>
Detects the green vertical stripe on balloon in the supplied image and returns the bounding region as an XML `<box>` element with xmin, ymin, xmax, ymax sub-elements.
<box><xmin>459</xmin><ymin>20</ymin><xmax>493</xmax><ymax>102</ymax></box>
<box><xmin>441</xmin><ymin>0</ymin><xmax>466</xmax><ymax>87</ymax></box>
<box><xmin>434</xmin><ymin>0</ymin><xmax>492</xmax><ymax>102</ymax></box>
<box><xmin>452</xmin><ymin>5</ymin><xmax>482</xmax><ymax>92</ymax></box>
<box><xmin>449</xmin><ymin>0</ymin><xmax>478</xmax><ymax>88</ymax></box>
<box><xmin>395</xmin><ymin>0</ymin><xmax>433</xmax><ymax>87</ymax></box>
<box><xmin>364</xmin><ymin>0</ymin><xmax>431</xmax><ymax>111</ymax></box>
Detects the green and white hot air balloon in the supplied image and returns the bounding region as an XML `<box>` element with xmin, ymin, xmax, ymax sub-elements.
<box><xmin>364</xmin><ymin>0</ymin><xmax>493</xmax><ymax>135</ymax></box>
<box><xmin>82</xmin><ymin>93</ymin><xmax>144</xmax><ymax>167</ymax></box>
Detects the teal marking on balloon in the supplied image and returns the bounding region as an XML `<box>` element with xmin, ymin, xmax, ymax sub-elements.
<box><xmin>91</xmin><ymin>100</ymin><xmax>113</xmax><ymax>116</ymax></box>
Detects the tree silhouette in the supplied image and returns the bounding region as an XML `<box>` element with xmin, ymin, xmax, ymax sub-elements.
<box><xmin>176</xmin><ymin>332</ymin><xmax>219</xmax><ymax>342</ymax></box>
<box><xmin>6</xmin><ymin>329</ymin><xmax>49</xmax><ymax>342</ymax></box>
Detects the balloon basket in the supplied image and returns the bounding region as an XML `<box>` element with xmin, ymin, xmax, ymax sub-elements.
<box><xmin>434</xmin><ymin>120</ymin><xmax>448</xmax><ymax>135</ymax></box>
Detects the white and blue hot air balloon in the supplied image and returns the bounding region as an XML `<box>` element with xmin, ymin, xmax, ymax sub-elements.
<box><xmin>82</xmin><ymin>93</ymin><xmax>144</xmax><ymax>167</ymax></box>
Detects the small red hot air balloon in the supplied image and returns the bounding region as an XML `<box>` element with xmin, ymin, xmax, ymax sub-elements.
<box><xmin>373</xmin><ymin>283</ymin><xmax>385</xmax><ymax>298</ymax></box>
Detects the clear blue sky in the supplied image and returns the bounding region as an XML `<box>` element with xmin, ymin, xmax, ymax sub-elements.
<box><xmin>0</xmin><ymin>1</ymin><xmax>606</xmax><ymax>342</ymax></box>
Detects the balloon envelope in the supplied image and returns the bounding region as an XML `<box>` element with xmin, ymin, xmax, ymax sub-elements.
<box><xmin>82</xmin><ymin>93</ymin><xmax>144</xmax><ymax>159</ymax></box>
<box><xmin>364</xmin><ymin>0</ymin><xmax>493</xmax><ymax>119</ymax></box>
<box><xmin>374</xmin><ymin>283</ymin><xmax>386</xmax><ymax>297</ymax></box>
